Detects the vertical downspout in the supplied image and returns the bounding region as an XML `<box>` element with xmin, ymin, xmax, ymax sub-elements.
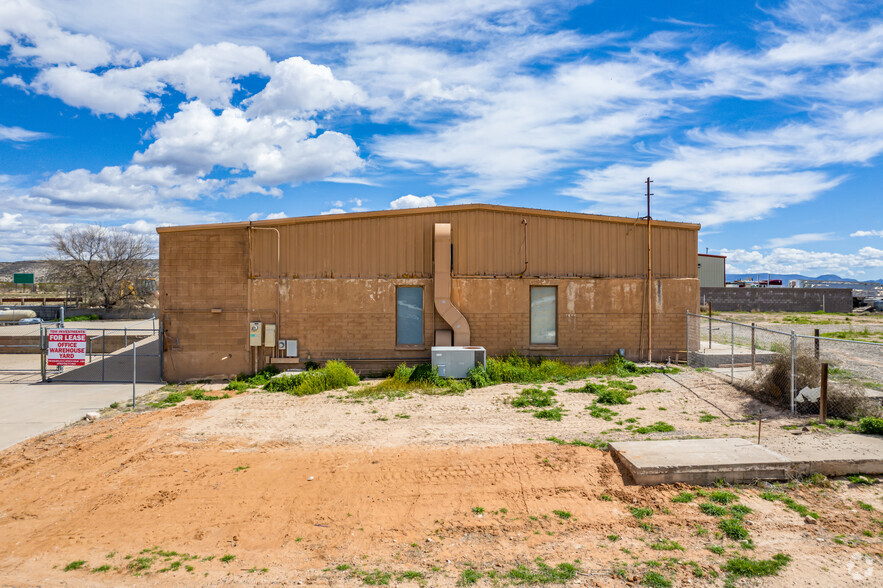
<box><xmin>434</xmin><ymin>223</ymin><xmax>470</xmax><ymax>346</ymax></box>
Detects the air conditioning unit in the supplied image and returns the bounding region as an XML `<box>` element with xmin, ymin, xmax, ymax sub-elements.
<box><xmin>431</xmin><ymin>346</ymin><xmax>486</xmax><ymax>379</ymax></box>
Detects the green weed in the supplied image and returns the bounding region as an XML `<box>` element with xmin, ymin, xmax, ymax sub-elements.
<box><xmin>552</xmin><ymin>510</ymin><xmax>572</xmax><ymax>520</ymax></box>
<box><xmin>506</xmin><ymin>559</ymin><xmax>577</xmax><ymax>584</ymax></box>
<box><xmin>724</xmin><ymin>553</ymin><xmax>791</xmax><ymax>578</ymax></box>
<box><xmin>459</xmin><ymin>568</ymin><xmax>482</xmax><ymax>585</ymax></box>
<box><xmin>650</xmin><ymin>538</ymin><xmax>684</xmax><ymax>551</ymax></box>
<box><xmin>718</xmin><ymin>518</ymin><xmax>749</xmax><ymax>541</ymax></box>
<box><xmin>64</xmin><ymin>560</ymin><xmax>87</xmax><ymax>572</ymax></box>
<box><xmin>671</xmin><ymin>491</ymin><xmax>695</xmax><ymax>503</ymax></box>
<box><xmin>634</xmin><ymin>421</ymin><xmax>675</xmax><ymax>434</ymax></box>
<box><xmin>642</xmin><ymin>571</ymin><xmax>672</xmax><ymax>587</ymax></box>
<box><xmin>630</xmin><ymin>507</ymin><xmax>654</xmax><ymax>519</ymax></box>
<box><xmin>265</xmin><ymin>360</ymin><xmax>359</xmax><ymax>395</ymax></box>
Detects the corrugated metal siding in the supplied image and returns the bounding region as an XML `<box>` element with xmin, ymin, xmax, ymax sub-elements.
<box><xmin>249</xmin><ymin>209</ymin><xmax>697</xmax><ymax>279</ymax></box>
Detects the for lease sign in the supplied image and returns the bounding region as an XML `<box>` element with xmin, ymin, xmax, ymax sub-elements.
<box><xmin>47</xmin><ymin>329</ymin><xmax>87</xmax><ymax>366</ymax></box>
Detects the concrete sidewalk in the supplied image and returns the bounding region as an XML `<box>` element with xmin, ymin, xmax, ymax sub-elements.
<box><xmin>0</xmin><ymin>380</ymin><xmax>162</xmax><ymax>451</ymax></box>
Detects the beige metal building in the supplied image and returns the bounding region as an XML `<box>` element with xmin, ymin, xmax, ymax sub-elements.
<box><xmin>698</xmin><ymin>253</ymin><xmax>726</xmax><ymax>288</ymax></box>
<box><xmin>158</xmin><ymin>204</ymin><xmax>700</xmax><ymax>381</ymax></box>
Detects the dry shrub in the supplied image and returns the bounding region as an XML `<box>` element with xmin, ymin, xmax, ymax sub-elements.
<box><xmin>825</xmin><ymin>382</ymin><xmax>882</xmax><ymax>420</ymax></box>
<box><xmin>746</xmin><ymin>352</ymin><xmax>819</xmax><ymax>408</ymax></box>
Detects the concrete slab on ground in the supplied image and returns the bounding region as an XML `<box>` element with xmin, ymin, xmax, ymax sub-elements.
<box><xmin>763</xmin><ymin>433</ymin><xmax>883</xmax><ymax>477</ymax></box>
<box><xmin>0</xmin><ymin>380</ymin><xmax>163</xmax><ymax>451</ymax></box>
<box><xmin>610</xmin><ymin>436</ymin><xmax>883</xmax><ymax>485</ymax></box>
<box><xmin>610</xmin><ymin>438</ymin><xmax>792</xmax><ymax>485</ymax></box>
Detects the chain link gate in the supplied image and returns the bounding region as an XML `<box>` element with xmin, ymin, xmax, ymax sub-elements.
<box><xmin>687</xmin><ymin>311</ymin><xmax>883</xmax><ymax>420</ymax></box>
<box><xmin>42</xmin><ymin>318</ymin><xmax>164</xmax><ymax>384</ymax></box>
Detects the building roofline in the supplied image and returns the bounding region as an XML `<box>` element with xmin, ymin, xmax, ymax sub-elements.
<box><xmin>698</xmin><ymin>253</ymin><xmax>727</xmax><ymax>259</ymax></box>
<box><xmin>156</xmin><ymin>203</ymin><xmax>701</xmax><ymax>234</ymax></box>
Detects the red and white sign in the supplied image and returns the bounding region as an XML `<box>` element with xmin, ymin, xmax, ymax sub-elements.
<box><xmin>47</xmin><ymin>329</ymin><xmax>87</xmax><ymax>366</ymax></box>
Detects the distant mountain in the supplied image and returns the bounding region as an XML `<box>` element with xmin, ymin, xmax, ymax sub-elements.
<box><xmin>0</xmin><ymin>260</ymin><xmax>159</xmax><ymax>283</ymax></box>
<box><xmin>727</xmin><ymin>273</ymin><xmax>883</xmax><ymax>284</ymax></box>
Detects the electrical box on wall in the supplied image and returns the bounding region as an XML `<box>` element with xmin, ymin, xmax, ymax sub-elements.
<box><xmin>249</xmin><ymin>322</ymin><xmax>262</xmax><ymax>347</ymax></box>
<box><xmin>277</xmin><ymin>339</ymin><xmax>298</xmax><ymax>357</ymax></box>
<box><xmin>264</xmin><ymin>323</ymin><xmax>276</xmax><ymax>347</ymax></box>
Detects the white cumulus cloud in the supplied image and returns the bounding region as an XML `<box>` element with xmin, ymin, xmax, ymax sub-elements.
<box><xmin>389</xmin><ymin>194</ymin><xmax>437</xmax><ymax>209</ymax></box>
<box><xmin>851</xmin><ymin>230</ymin><xmax>883</xmax><ymax>238</ymax></box>
<box><xmin>245</xmin><ymin>56</ymin><xmax>363</xmax><ymax>117</ymax></box>
<box><xmin>134</xmin><ymin>101</ymin><xmax>363</xmax><ymax>185</ymax></box>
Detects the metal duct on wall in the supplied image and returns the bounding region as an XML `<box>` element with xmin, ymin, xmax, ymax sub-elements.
<box><xmin>434</xmin><ymin>223</ymin><xmax>471</xmax><ymax>346</ymax></box>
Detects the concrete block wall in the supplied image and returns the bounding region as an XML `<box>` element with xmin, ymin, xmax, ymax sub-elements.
<box><xmin>159</xmin><ymin>227</ymin><xmax>699</xmax><ymax>380</ymax></box>
<box><xmin>700</xmin><ymin>287</ymin><xmax>852</xmax><ymax>313</ymax></box>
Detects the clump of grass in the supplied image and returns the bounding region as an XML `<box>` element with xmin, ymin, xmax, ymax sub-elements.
<box><xmin>707</xmin><ymin>544</ymin><xmax>725</xmax><ymax>555</ymax></box>
<box><xmin>650</xmin><ymin>538</ymin><xmax>684</xmax><ymax>551</ymax></box>
<box><xmin>630</xmin><ymin>507</ymin><xmax>653</xmax><ymax>519</ymax></box>
<box><xmin>362</xmin><ymin>569</ymin><xmax>392</xmax><ymax>585</ymax></box>
<box><xmin>700</xmin><ymin>502</ymin><xmax>728</xmax><ymax>517</ymax></box>
<box><xmin>718</xmin><ymin>518</ymin><xmax>749</xmax><ymax>540</ymax></box>
<box><xmin>858</xmin><ymin>501</ymin><xmax>875</xmax><ymax>511</ymax></box>
<box><xmin>265</xmin><ymin>360</ymin><xmax>360</xmax><ymax>395</ymax></box>
<box><xmin>512</xmin><ymin>388</ymin><xmax>556</xmax><ymax>408</ymax></box>
<box><xmin>858</xmin><ymin>416</ymin><xmax>883</xmax><ymax>435</ymax></box>
<box><xmin>596</xmin><ymin>387</ymin><xmax>633</xmax><ymax>405</ymax></box>
<box><xmin>709</xmin><ymin>490</ymin><xmax>737</xmax><ymax>505</ymax></box>
<box><xmin>642</xmin><ymin>571</ymin><xmax>672</xmax><ymax>587</ymax></box>
<box><xmin>398</xmin><ymin>570</ymin><xmax>424</xmax><ymax>580</ymax></box>
<box><xmin>600</xmin><ymin>494</ymin><xmax>613</xmax><ymax>501</ymax></box>
<box><xmin>699</xmin><ymin>413</ymin><xmax>718</xmax><ymax>422</ymax></box>
<box><xmin>472</xmin><ymin>506</ymin><xmax>485</xmax><ymax>515</ymax></box>
<box><xmin>607</xmin><ymin>380</ymin><xmax>637</xmax><ymax>390</ymax></box>
<box><xmin>671</xmin><ymin>491</ymin><xmax>695</xmax><ymax>503</ymax></box>
<box><xmin>534</xmin><ymin>407</ymin><xmax>564</xmax><ymax>421</ymax></box>
<box><xmin>587</xmin><ymin>403</ymin><xmax>618</xmax><ymax>420</ymax></box>
<box><xmin>724</xmin><ymin>553</ymin><xmax>791</xmax><ymax>578</ymax></box>
<box><xmin>90</xmin><ymin>565</ymin><xmax>111</xmax><ymax>573</ymax></box>
<box><xmin>730</xmin><ymin>504</ymin><xmax>753</xmax><ymax>517</ymax></box>
<box><xmin>759</xmin><ymin>492</ymin><xmax>819</xmax><ymax>519</ymax></box>
<box><xmin>459</xmin><ymin>568</ymin><xmax>482</xmax><ymax>585</ymax></box>
<box><xmin>546</xmin><ymin>436</ymin><xmax>591</xmax><ymax>446</ymax></box>
<box><xmin>634</xmin><ymin>421</ymin><xmax>675</xmax><ymax>434</ymax></box>
<box><xmin>220</xmin><ymin>554</ymin><xmax>235</xmax><ymax>563</ymax></box>
<box><xmin>64</xmin><ymin>560</ymin><xmax>87</xmax><ymax>571</ymax></box>
<box><xmin>506</xmin><ymin>559</ymin><xmax>578</xmax><ymax>584</ymax></box>
<box><xmin>226</xmin><ymin>365</ymin><xmax>280</xmax><ymax>390</ymax></box>
<box><xmin>128</xmin><ymin>557</ymin><xmax>154</xmax><ymax>573</ymax></box>
<box><xmin>552</xmin><ymin>510</ymin><xmax>572</xmax><ymax>520</ymax></box>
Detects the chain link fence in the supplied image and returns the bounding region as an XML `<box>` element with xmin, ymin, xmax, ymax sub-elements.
<box><xmin>687</xmin><ymin>312</ymin><xmax>883</xmax><ymax>420</ymax></box>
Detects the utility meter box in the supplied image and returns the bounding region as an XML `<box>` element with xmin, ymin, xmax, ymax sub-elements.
<box><xmin>264</xmin><ymin>323</ymin><xmax>276</xmax><ymax>347</ymax></box>
<box><xmin>278</xmin><ymin>339</ymin><xmax>298</xmax><ymax>357</ymax></box>
<box><xmin>431</xmin><ymin>346</ymin><xmax>486</xmax><ymax>379</ymax></box>
<box><xmin>249</xmin><ymin>322</ymin><xmax>262</xmax><ymax>347</ymax></box>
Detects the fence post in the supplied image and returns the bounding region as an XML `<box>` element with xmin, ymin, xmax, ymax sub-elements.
<box><xmin>124</xmin><ymin>327</ymin><xmax>127</xmax><ymax>347</ymax></box>
<box><xmin>685</xmin><ymin>311</ymin><xmax>690</xmax><ymax>367</ymax></box>
<box><xmin>751</xmin><ymin>322</ymin><xmax>756</xmax><ymax>371</ymax></box>
<box><xmin>820</xmin><ymin>362</ymin><xmax>828</xmax><ymax>424</ymax></box>
<box><xmin>730</xmin><ymin>322</ymin><xmax>735</xmax><ymax>384</ymax></box>
<box><xmin>132</xmin><ymin>341</ymin><xmax>137</xmax><ymax>409</ymax></box>
<box><xmin>40</xmin><ymin>323</ymin><xmax>46</xmax><ymax>382</ymax></box>
<box><xmin>814</xmin><ymin>328</ymin><xmax>820</xmax><ymax>360</ymax></box>
<box><xmin>159</xmin><ymin>317</ymin><xmax>164</xmax><ymax>382</ymax></box>
<box><xmin>708</xmin><ymin>302</ymin><xmax>712</xmax><ymax>349</ymax></box>
<box><xmin>791</xmin><ymin>330</ymin><xmax>797</xmax><ymax>414</ymax></box>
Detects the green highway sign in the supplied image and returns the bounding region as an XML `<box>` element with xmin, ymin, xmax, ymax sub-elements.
<box><xmin>13</xmin><ymin>273</ymin><xmax>34</xmax><ymax>284</ymax></box>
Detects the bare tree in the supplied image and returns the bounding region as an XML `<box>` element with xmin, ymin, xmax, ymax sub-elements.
<box><xmin>50</xmin><ymin>226</ymin><xmax>155</xmax><ymax>309</ymax></box>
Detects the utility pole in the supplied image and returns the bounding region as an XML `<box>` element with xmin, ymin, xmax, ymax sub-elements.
<box><xmin>646</xmin><ymin>177</ymin><xmax>653</xmax><ymax>364</ymax></box>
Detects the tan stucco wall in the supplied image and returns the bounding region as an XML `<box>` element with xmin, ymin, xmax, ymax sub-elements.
<box><xmin>162</xmin><ymin>273</ymin><xmax>698</xmax><ymax>381</ymax></box>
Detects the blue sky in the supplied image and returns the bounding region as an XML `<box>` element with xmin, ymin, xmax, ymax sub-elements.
<box><xmin>1</xmin><ymin>0</ymin><xmax>882</xmax><ymax>278</ymax></box>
